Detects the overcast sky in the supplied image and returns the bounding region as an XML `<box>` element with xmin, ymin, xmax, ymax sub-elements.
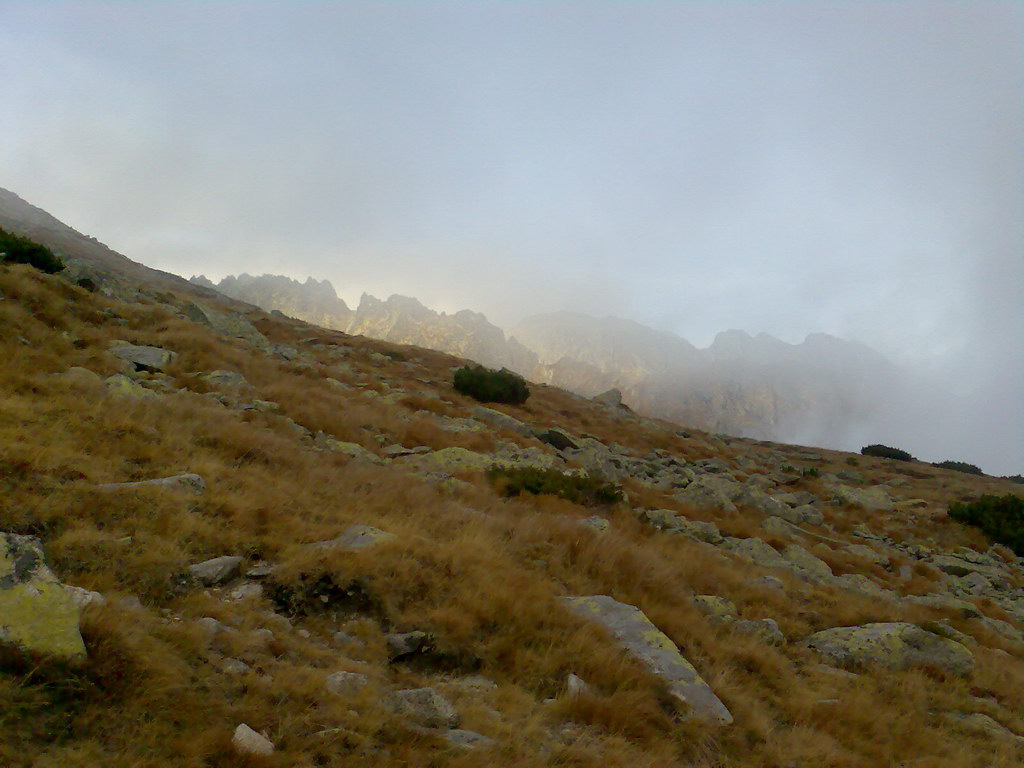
<box><xmin>2</xmin><ymin>2</ymin><xmax>1021</xmax><ymax>471</ymax></box>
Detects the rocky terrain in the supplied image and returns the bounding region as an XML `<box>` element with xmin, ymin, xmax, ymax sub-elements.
<box><xmin>1</xmin><ymin>218</ymin><xmax>1024</xmax><ymax>767</ymax></box>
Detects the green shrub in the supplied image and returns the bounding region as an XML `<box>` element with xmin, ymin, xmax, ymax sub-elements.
<box><xmin>861</xmin><ymin>444</ymin><xmax>914</xmax><ymax>462</ymax></box>
<box><xmin>933</xmin><ymin>460</ymin><xmax>983</xmax><ymax>476</ymax></box>
<box><xmin>453</xmin><ymin>364</ymin><xmax>529</xmax><ymax>405</ymax></box>
<box><xmin>0</xmin><ymin>228</ymin><xmax>64</xmax><ymax>273</ymax></box>
<box><xmin>802</xmin><ymin>467</ymin><xmax>820</xmax><ymax>479</ymax></box>
<box><xmin>948</xmin><ymin>494</ymin><xmax>1024</xmax><ymax>555</ymax></box>
<box><xmin>486</xmin><ymin>465</ymin><xmax>622</xmax><ymax>506</ymax></box>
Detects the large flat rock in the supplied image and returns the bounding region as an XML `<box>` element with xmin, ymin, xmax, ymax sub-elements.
<box><xmin>806</xmin><ymin>622</ymin><xmax>973</xmax><ymax>677</ymax></box>
<box><xmin>560</xmin><ymin>595</ymin><xmax>732</xmax><ymax>724</ymax></box>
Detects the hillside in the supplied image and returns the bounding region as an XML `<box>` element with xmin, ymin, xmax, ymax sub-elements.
<box><xmin>3</xmin><ymin>256</ymin><xmax>1024</xmax><ymax>767</ymax></box>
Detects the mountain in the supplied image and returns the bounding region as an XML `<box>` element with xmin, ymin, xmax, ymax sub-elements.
<box><xmin>205</xmin><ymin>273</ymin><xmax>353</xmax><ymax>331</ymax></box>
<box><xmin>193</xmin><ymin>273</ymin><xmax>538</xmax><ymax>375</ymax></box>
<box><xmin>513</xmin><ymin>313</ymin><xmax>904</xmax><ymax>447</ymax></box>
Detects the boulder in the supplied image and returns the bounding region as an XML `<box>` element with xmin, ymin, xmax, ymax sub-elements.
<box><xmin>184</xmin><ymin>302</ymin><xmax>270</xmax><ymax>349</ymax></box>
<box><xmin>188</xmin><ymin>555</ymin><xmax>244</xmax><ymax>586</ymax></box>
<box><xmin>831</xmin><ymin>484</ymin><xmax>893</xmax><ymax>512</ymax></box>
<box><xmin>805</xmin><ymin>622</ymin><xmax>974</xmax><ymax>676</ymax></box>
<box><xmin>232</xmin><ymin>723</ymin><xmax>274</xmax><ymax>755</ymax></box>
<box><xmin>325</xmin><ymin>670</ymin><xmax>370</xmax><ymax>696</ymax></box>
<box><xmin>733</xmin><ymin>618</ymin><xmax>786</xmax><ymax>646</ymax></box>
<box><xmin>673</xmin><ymin>478</ymin><xmax>738</xmax><ymax>512</ymax></box>
<box><xmin>693</xmin><ymin>595</ymin><xmax>737</xmax><ymax>618</ymax></box>
<box><xmin>388</xmin><ymin>687</ymin><xmax>461</xmax><ymax>728</ymax></box>
<box><xmin>444</xmin><ymin>729</ymin><xmax>497</xmax><ymax>750</ymax></box>
<box><xmin>200</xmin><ymin>370</ymin><xmax>250</xmax><ymax>389</ymax></box>
<box><xmin>471</xmin><ymin>406</ymin><xmax>533</xmax><ymax>437</ymax></box>
<box><xmin>560</xmin><ymin>595</ymin><xmax>732</xmax><ymax>724</ymax></box>
<box><xmin>386</xmin><ymin>630</ymin><xmax>431</xmax><ymax>660</ymax></box>
<box><xmin>109</xmin><ymin>343</ymin><xmax>177</xmax><ymax>372</ymax></box>
<box><xmin>0</xmin><ymin>533</ymin><xmax>87</xmax><ymax>660</ymax></box>
<box><xmin>537</xmin><ymin>428</ymin><xmax>579</xmax><ymax>451</ymax></box>
<box><xmin>579</xmin><ymin>516</ymin><xmax>610</xmax><ymax>535</ymax></box>
<box><xmin>310</xmin><ymin>525</ymin><xmax>396</xmax><ymax>552</ymax></box>
<box><xmin>98</xmin><ymin>473</ymin><xmax>206</xmax><ymax>496</ymax></box>
<box><xmin>312</xmin><ymin>433</ymin><xmax>383</xmax><ymax>463</ymax></box>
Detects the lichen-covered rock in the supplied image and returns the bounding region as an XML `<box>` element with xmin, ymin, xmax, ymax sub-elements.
<box><xmin>325</xmin><ymin>670</ymin><xmax>370</xmax><ymax>696</ymax></box>
<box><xmin>200</xmin><ymin>369</ymin><xmax>250</xmax><ymax>389</ymax></box>
<box><xmin>395</xmin><ymin>447</ymin><xmax>496</xmax><ymax>474</ymax></box>
<box><xmin>806</xmin><ymin>622</ymin><xmax>974</xmax><ymax>676</ymax></box>
<box><xmin>693</xmin><ymin>595</ymin><xmax>737</xmax><ymax>618</ymax></box>
<box><xmin>0</xmin><ymin>533</ymin><xmax>86</xmax><ymax>660</ymax></box>
<box><xmin>104</xmin><ymin>373</ymin><xmax>159</xmax><ymax>399</ymax></box>
<box><xmin>312</xmin><ymin>433</ymin><xmax>383</xmax><ymax>463</ymax></box>
<box><xmin>579</xmin><ymin>516</ymin><xmax>610</xmax><ymax>534</ymax></box>
<box><xmin>109</xmin><ymin>343</ymin><xmax>177</xmax><ymax>372</ymax></box>
<box><xmin>560</xmin><ymin>595</ymin><xmax>732</xmax><ymax>724</ymax></box>
<box><xmin>781</xmin><ymin>544</ymin><xmax>833</xmax><ymax>580</ymax></box>
<box><xmin>733</xmin><ymin>618</ymin><xmax>786</xmax><ymax>646</ymax></box>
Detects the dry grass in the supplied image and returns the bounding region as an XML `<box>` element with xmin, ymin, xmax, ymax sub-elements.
<box><xmin>1</xmin><ymin>264</ymin><xmax>1023</xmax><ymax>767</ymax></box>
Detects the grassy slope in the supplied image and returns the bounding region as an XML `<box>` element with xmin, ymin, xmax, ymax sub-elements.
<box><xmin>1</xmin><ymin>263</ymin><xmax>1022</xmax><ymax>768</ymax></box>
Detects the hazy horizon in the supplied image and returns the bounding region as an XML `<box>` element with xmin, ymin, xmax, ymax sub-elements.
<box><xmin>1</xmin><ymin>2</ymin><xmax>1021</xmax><ymax>472</ymax></box>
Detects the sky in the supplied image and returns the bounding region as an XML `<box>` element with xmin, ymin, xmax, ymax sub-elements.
<box><xmin>1</xmin><ymin>2</ymin><xmax>1021</xmax><ymax>472</ymax></box>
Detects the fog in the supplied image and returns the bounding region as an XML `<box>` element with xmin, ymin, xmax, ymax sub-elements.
<box><xmin>1</xmin><ymin>2</ymin><xmax>1021</xmax><ymax>474</ymax></box>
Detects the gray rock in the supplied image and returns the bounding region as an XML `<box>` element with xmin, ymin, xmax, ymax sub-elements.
<box><xmin>219</xmin><ymin>657</ymin><xmax>252</xmax><ymax>675</ymax></box>
<box><xmin>789</xmin><ymin>504</ymin><xmax>825</xmax><ymax>526</ymax></box>
<box><xmin>63</xmin><ymin>585</ymin><xmax>106</xmax><ymax>610</ymax></box>
<box><xmin>55</xmin><ymin>366</ymin><xmax>102</xmax><ymax>386</ymax></box>
<box><xmin>806</xmin><ymin>622</ymin><xmax>974</xmax><ymax>676</ymax></box>
<box><xmin>200</xmin><ymin>370</ymin><xmax>250</xmax><ymax>389</ymax></box>
<box><xmin>98</xmin><ymin>473</ymin><xmax>206</xmax><ymax>496</ymax></box>
<box><xmin>309</xmin><ymin>525</ymin><xmax>395</xmax><ymax>551</ymax></box>
<box><xmin>842</xmin><ymin>544</ymin><xmax>888</xmax><ymax>567</ymax></box>
<box><xmin>939</xmin><ymin>711</ymin><xmax>1024</xmax><ymax>745</ymax></box>
<box><xmin>903</xmin><ymin>593</ymin><xmax>982</xmax><ymax>618</ymax></box>
<box><xmin>674</xmin><ymin>478</ymin><xmax>738</xmax><ymax>512</ymax></box>
<box><xmin>109</xmin><ymin>343</ymin><xmax>177</xmax><ymax>372</ymax></box>
<box><xmin>733</xmin><ymin>618</ymin><xmax>786</xmax><ymax>646</ymax></box>
<box><xmin>325</xmin><ymin>670</ymin><xmax>370</xmax><ymax>696</ymax></box>
<box><xmin>471</xmin><ymin>406</ymin><xmax>532</xmax><ymax>437</ymax></box>
<box><xmin>188</xmin><ymin>555</ymin><xmax>244</xmax><ymax>586</ymax></box>
<box><xmin>782</xmin><ymin>544</ymin><xmax>833</xmax><ymax>580</ymax></box>
<box><xmin>386</xmin><ymin>630</ymin><xmax>430</xmax><ymax>659</ymax></box>
<box><xmin>560</xmin><ymin>595</ymin><xmax>732</xmax><ymax>724</ymax></box>
<box><xmin>232</xmin><ymin>723</ymin><xmax>274</xmax><ymax>755</ymax></box>
<box><xmin>565</xmin><ymin>672</ymin><xmax>592</xmax><ymax>698</ymax></box>
<box><xmin>388</xmin><ymin>687</ymin><xmax>461</xmax><ymax>728</ymax></box>
<box><xmin>831</xmin><ymin>484</ymin><xmax>893</xmax><ymax>512</ymax></box>
<box><xmin>104</xmin><ymin>373</ymin><xmax>159</xmax><ymax>399</ymax></box>
<box><xmin>185</xmin><ymin>302</ymin><xmax>270</xmax><ymax>349</ymax></box>
<box><xmin>444</xmin><ymin>729</ymin><xmax>497</xmax><ymax>749</ymax></box>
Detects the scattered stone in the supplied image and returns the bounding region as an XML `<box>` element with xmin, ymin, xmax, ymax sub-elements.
<box><xmin>325</xmin><ymin>670</ymin><xmax>370</xmax><ymax>696</ymax></box>
<box><xmin>185</xmin><ymin>303</ymin><xmax>270</xmax><ymax>349</ymax></box>
<box><xmin>226</xmin><ymin>583</ymin><xmax>263</xmax><ymax>601</ymax></box>
<box><xmin>55</xmin><ymin>366</ymin><xmax>102</xmax><ymax>386</ymax></box>
<box><xmin>580</xmin><ymin>516</ymin><xmax>610</xmax><ymax>534</ymax></box>
<box><xmin>386</xmin><ymin>630</ymin><xmax>431</xmax><ymax>660</ymax></box>
<box><xmin>831</xmin><ymin>484</ymin><xmax>893</xmax><ymax>512</ymax></box>
<box><xmin>444</xmin><ymin>729</ymin><xmax>496</xmax><ymax>750</ymax></box>
<box><xmin>382</xmin><ymin>444</ymin><xmax>431</xmax><ymax>457</ymax></box>
<box><xmin>0</xmin><ymin>533</ymin><xmax>87</xmax><ymax>660</ymax></box>
<box><xmin>565</xmin><ymin>672</ymin><xmax>592</xmax><ymax>698</ymax></box>
<box><xmin>200</xmin><ymin>369</ymin><xmax>250</xmax><ymax>389</ymax></box>
<box><xmin>733</xmin><ymin>618</ymin><xmax>786</xmax><ymax>646</ymax></box>
<box><xmin>560</xmin><ymin>595</ymin><xmax>733</xmax><ymax>724</ymax></box>
<box><xmin>188</xmin><ymin>555</ymin><xmax>244</xmax><ymax>586</ymax></box>
<box><xmin>310</xmin><ymin>525</ymin><xmax>396</xmax><ymax>552</ymax></box>
<box><xmin>232</xmin><ymin>723</ymin><xmax>274</xmax><ymax>755</ymax></box>
<box><xmin>805</xmin><ymin>622</ymin><xmax>974</xmax><ymax>676</ymax></box>
<box><xmin>388</xmin><ymin>687</ymin><xmax>461</xmax><ymax>728</ymax></box>
<box><xmin>63</xmin><ymin>585</ymin><xmax>105</xmax><ymax>610</ymax></box>
<box><xmin>939</xmin><ymin>711</ymin><xmax>1024</xmax><ymax>745</ymax></box>
<box><xmin>98</xmin><ymin>473</ymin><xmax>206</xmax><ymax>496</ymax></box>
<box><xmin>109</xmin><ymin>343</ymin><xmax>177</xmax><ymax>372</ymax></box>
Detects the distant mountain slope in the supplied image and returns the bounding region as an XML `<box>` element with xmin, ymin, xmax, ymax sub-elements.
<box><xmin>0</xmin><ymin>186</ymin><xmax>217</xmax><ymax>300</ymax></box>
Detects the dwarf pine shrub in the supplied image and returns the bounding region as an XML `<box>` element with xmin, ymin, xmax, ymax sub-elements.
<box><xmin>0</xmin><ymin>228</ymin><xmax>64</xmax><ymax>273</ymax></box>
<box><xmin>933</xmin><ymin>460</ymin><xmax>983</xmax><ymax>476</ymax></box>
<box><xmin>948</xmin><ymin>494</ymin><xmax>1024</xmax><ymax>555</ymax></box>
<box><xmin>453</xmin><ymin>364</ymin><xmax>529</xmax><ymax>404</ymax></box>
<box><xmin>861</xmin><ymin>444</ymin><xmax>914</xmax><ymax>462</ymax></box>
<box><xmin>487</xmin><ymin>465</ymin><xmax>622</xmax><ymax>506</ymax></box>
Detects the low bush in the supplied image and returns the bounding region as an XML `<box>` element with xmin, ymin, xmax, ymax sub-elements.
<box><xmin>486</xmin><ymin>465</ymin><xmax>622</xmax><ymax>506</ymax></box>
<box><xmin>453</xmin><ymin>364</ymin><xmax>529</xmax><ymax>404</ymax></box>
<box><xmin>861</xmin><ymin>444</ymin><xmax>914</xmax><ymax>462</ymax></box>
<box><xmin>932</xmin><ymin>460</ymin><xmax>983</xmax><ymax>476</ymax></box>
<box><xmin>948</xmin><ymin>494</ymin><xmax>1024</xmax><ymax>555</ymax></box>
<box><xmin>0</xmin><ymin>228</ymin><xmax>64</xmax><ymax>273</ymax></box>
